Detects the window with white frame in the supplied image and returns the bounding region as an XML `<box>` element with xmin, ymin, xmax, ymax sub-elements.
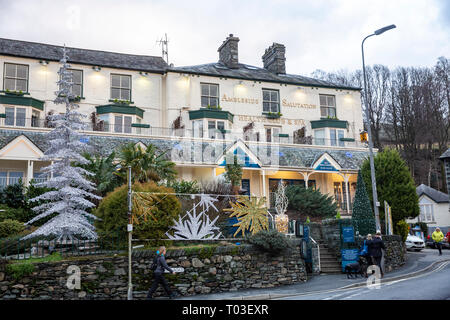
<box><xmin>5</xmin><ymin>106</ymin><xmax>26</xmax><ymax>127</ymax></box>
<box><xmin>262</xmin><ymin>89</ymin><xmax>280</xmax><ymax>113</ymax></box>
<box><xmin>265</xmin><ymin>126</ymin><xmax>280</xmax><ymax>143</ymax></box>
<box><xmin>67</xmin><ymin>69</ymin><xmax>83</xmax><ymax>97</ymax></box>
<box><xmin>4</xmin><ymin>63</ymin><xmax>28</xmax><ymax>92</ymax></box>
<box><xmin>314</xmin><ymin>129</ymin><xmax>325</xmax><ymax>145</ymax></box>
<box><xmin>320</xmin><ymin>94</ymin><xmax>336</xmax><ymax>118</ymax></box>
<box><xmin>330</xmin><ymin>129</ymin><xmax>345</xmax><ymax>146</ymax></box>
<box><xmin>208</xmin><ymin>120</ymin><xmax>225</xmax><ymax>139</ymax></box>
<box><xmin>419</xmin><ymin>203</ymin><xmax>435</xmax><ymax>222</ymax></box>
<box><xmin>192</xmin><ymin>120</ymin><xmax>204</xmax><ymax>138</ymax></box>
<box><xmin>0</xmin><ymin>171</ymin><xmax>24</xmax><ymax>187</ymax></box>
<box><xmin>114</xmin><ymin>115</ymin><xmax>132</xmax><ymax>133</ymax></box>
<box><xmin>111</xmin><ymin>74</ymin><xmax>131</xmax><ymax>100</ymax></box>
<box><xmin>201</xmin><ymin>83</ymin><xmax>219</xmax><ymax>107</ymax></box>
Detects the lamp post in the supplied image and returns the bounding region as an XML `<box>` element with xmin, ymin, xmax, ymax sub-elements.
<box><xmin>361</xmin><ymin>24</ymin><xmax>396</xmax><ymax>232</ymax></box>
<box><xmin>126</xmin><ymin>165</ymin><xmax>133</xmax><ymax>300</ymax></box>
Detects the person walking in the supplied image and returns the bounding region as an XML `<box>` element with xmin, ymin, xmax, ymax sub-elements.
<box><xmin>367</xmin><ymin>230</ymin><xmax>386</xmax><ymax>278</ymax></box>
<box><xmin>146</xmin><ymin>246</ymin><xmax>177</xmax><ymax>300</ymax></box>
<box><xmin>359</xmin><ymin>234</ymin><xmax>372</xmax><ymax>266</ymax></box>
<box><xmin>431</xmin><ymin>227</ymin><xmax>444</xmax><ymax>256</ymax></box>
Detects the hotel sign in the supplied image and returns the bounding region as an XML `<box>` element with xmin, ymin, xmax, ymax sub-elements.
<box><xmin>221</xmin><ymin>94</ymin><xmax>259</xmax><ymax>104</ymax></box>
<box><xmin>237</xmin><ymin>115</ymin><xmax>305</xmax><ymax>126</ymax></box>
<box><xmin>282</xmin><ymin>99</ymin><xmax>317</xmax><ymax>109</ymax></box>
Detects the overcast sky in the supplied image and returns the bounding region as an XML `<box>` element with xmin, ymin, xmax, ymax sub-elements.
<box><xmin>0</xmin><ymin>0</ymin><xmax>448</xmax><ymax>76</ymax></box>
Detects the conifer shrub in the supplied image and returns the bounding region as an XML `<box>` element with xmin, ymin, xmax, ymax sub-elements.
<box><xmin>286</xmin><ymin>185</ymin><xmax>337</xmax><ymax>218</ymax></box>
<box><xmin>352</xmin><ymin>171</ymin><xmax>377</xmax><ymax>236</ymax></box>
<box><xmin>361</xmin><ymin>148</ymin><xmax>419</xmax><ymax>226</ymax></box>
<box><xmin>246</xmin><ymin>230</ymin><xmax>291</xmax><ymax>256</ymax></box>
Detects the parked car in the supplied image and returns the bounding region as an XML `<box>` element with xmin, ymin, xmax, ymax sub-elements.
<box><xmin>406</xmin><ymin>234</ymin><xmax>425</xmax><ymax>251</ymax></box>
<box><xmin>425</xmin><ymin>235</ymin><xmax>450</xmax><ymax>249</ymax></box>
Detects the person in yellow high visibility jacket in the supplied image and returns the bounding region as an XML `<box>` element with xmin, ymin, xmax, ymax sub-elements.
<box><xmin>431</xmin><ymin>227</ymin><xmax>444</xmax><ymax>255</ymax></box>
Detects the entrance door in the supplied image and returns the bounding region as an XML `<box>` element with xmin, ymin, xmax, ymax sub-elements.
<box><xmin>241</xmin><ymin>179</ymin><xmax>250</xmax><ymax>196</ymax></box>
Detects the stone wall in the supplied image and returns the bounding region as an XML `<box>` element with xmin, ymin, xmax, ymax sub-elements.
<box><xmin>321</xmin><ymin>219</ymin><xmax>406</xmax><ymax>272</ymax></box>
<box><xmin>0</xmin><ymin>242</ymin><xmax>307</xmax><ymax>300</ymax></box>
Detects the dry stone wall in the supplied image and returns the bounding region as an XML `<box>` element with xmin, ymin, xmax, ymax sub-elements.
<box><xmin>0</xmin><ymin>242</ymin><xmax>307</xmax><ymax>300</ymax></box>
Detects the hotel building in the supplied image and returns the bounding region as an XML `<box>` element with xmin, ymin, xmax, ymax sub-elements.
<box><xmin>0</xmin><ymin>34</ymin><xmax>373</xmax><ymax>215</ymax></box>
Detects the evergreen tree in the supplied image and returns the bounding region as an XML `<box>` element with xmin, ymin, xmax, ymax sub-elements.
<box><xmin>352</xmin><ymin>171</ymin><xmax>376</xmax><ymax>235</ymax></box>
<box><xmin>361</xmin><ymin>148</ymin><xmax>419</xmax><ymax>226</ymax></box>
<box><xmin>285</xmin><ymin>185</ymin><xmax>337</xmax><ymax>218</ymax></box>
<box><xmin>22</xmin><ymin>47</ymin><xmax>101</xmax><ymax>240</ymax></box>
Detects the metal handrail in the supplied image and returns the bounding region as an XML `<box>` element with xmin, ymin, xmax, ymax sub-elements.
<box><xmin>309</xmin><ymin>236</ymin><xmax>321</xmax><ymax>273</ymax></box>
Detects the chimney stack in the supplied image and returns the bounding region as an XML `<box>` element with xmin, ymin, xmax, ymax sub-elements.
<box><xmin>218</xmin><ymin>34</ymin><xmax>240</xmax><ymax>69</ymax></box>
<box><xmin>262</xmin><ymin>43</ymin><xmax>286</xmax><ymax>74</ymax></box>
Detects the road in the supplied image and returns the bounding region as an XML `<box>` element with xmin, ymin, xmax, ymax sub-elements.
<box><xmin>277</xmin><ymin>250</ymin><xmax>450</xmax><ymax>300</ymax></box>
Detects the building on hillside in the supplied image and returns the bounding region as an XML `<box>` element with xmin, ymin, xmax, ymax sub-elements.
<box><xmin>407</xmin><ymin>184</ymin><xmax>450</xmax><ymax>234</ymax></box>
<box><xmin>0</xmin><ymin>34</ymin><xmax>373</xmax><ymax>216</ymax></box>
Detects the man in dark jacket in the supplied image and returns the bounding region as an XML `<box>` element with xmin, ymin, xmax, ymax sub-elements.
<box><xmin>146</xmin><ymin>246</ymin><xmax>177</xmax><ymax>300</ymax></box>
<box><xmin>367</xmin><ymin>231</ymin><xmax>386</xmax><ymax>278</ymax></box>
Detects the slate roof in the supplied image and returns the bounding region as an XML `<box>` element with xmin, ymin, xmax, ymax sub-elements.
<box><xmin>0</xmin><ymin>38</ymin><xmax>168</xmax><ymax>73</ymax></box>
<box><xmin>169</xmin><ymin>62</ymin><xmax>361</xmax><ymax>91</ymax></box>
<box><xmin>0</xmin><ymin>129</ymin><xmax>370</xmax><ymax>171</ymax></box>
<box><xmin>439</xmin><ymin>148</ymin><xmax>450</xmax><ymax>160</ymax></box>
<box><xmin>416</xmin><ymin>184</ymin><xmax>449</xmax><ymax>203</ymax></box>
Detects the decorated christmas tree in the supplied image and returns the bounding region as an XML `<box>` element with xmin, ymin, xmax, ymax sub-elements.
<box><xmin>352</xmin><ymin>170</ymin><xmax>376</xmax><ymax>235</ymax></box>
<box><xmin>22</xmin><ymin>47</ymin><xmax>101</xmax><ymax>240</ymax></box>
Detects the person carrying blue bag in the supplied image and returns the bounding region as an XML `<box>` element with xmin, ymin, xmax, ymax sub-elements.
<box><xmin>359</xmin><ymin>234</ymin><xmax>372</xmax><ymax>266</ymax></box>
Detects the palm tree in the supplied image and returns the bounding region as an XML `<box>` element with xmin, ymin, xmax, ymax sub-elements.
<box><xmin>80</xmin><ymin>151</ymin><xmax>123</xmax><ymax>197</ymax></box>
<box><xmin>116</xmin><ymin>143</ymin><xmax>177</xmax><ymax>184</ymax></box>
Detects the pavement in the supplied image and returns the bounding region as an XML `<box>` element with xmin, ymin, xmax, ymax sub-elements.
<box><xmin>174</xmin><ymin>248</ymin><xmax>450</xmax><ymax>300</ymax></box>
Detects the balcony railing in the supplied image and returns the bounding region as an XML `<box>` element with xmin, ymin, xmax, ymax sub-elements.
<box><xmin>0</xmin><ymin>117</ymin><xmax>367</xmax><ymax>148</ymax></box>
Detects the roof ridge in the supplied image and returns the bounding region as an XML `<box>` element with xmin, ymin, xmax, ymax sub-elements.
<box><xmin>0</xmin><ymin>37</ymin><xmax>165</xmax><ymax>60</ymax></box>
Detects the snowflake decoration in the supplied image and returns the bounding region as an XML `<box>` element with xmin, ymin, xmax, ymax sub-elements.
<box><xmin>165</xmin><ymin>196</ymin><xmax>222</xmax><ymax>240</ymax></box>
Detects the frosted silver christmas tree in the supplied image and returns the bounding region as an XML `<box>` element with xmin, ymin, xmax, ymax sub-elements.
<box><xmin>22</xmin><ymin>47</ymin><xmax>101</xmax><ymax>240</ymax></box>
<box><xmin>165</xmin><ymin>194</ymin><xmax>223</xmax><ymax>240</ymax></box>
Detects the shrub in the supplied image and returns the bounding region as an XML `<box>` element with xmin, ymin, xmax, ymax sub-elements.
<box><xmin>246</xmin><ymin>230</ymin><xmax>291</xmax><ymax>255</ymax></box>
<box><xmin>0</xmin><ymin>183</ymin><xmax>26</xmax><ymax>208</ymax></box>
<box><xmin>286</xmin><ymin>185</ymin><xmax>337</xmax><ymax>218</ymax></box>
<box><xmin>0</xmin><ymin>219</ymin><xmax>25</xmax><ymax>238</ymax></box>
<box><xmin>94</xmin><ymin>182</ymin><xmax>181</xmax><ymax>245</ymax></box>
<box><xmin>6</xmin><ymin>262</ymin><xmax>35</xmax><ymax>280</ymax></box>
<box><xmin>0</xmin><ymin>205</ymin><xmax>36</xmax><ymax>223</ymax></box>
<box><xmin>167</xmin><ymin>180</ymin><xmax>201</xmax><ymax>194</ymax></box>
<box><xmin>395</xmin><ymin>220</ymin><xmax>409</xmax><ymax>242</ymax></box>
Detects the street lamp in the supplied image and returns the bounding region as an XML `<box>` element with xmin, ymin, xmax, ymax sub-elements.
<box><xmin>361</xmin><ymin>24</ymin><xmax>396</xmax><ymax>232</ymax></box>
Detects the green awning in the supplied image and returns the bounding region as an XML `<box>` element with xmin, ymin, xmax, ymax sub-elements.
<box><xmin>311</xmin><ymin>119</ymin><xmax>348</xmax><ymax>129</ymax></box>
<box><xmin>189</xmin><ymin>108</ymin><xmax>234</xmax><ymax>123</ymax></box>
<box><xmin>96</xmin><ymin>104</ymin><xmax>145</xmax><ymax>118</ymax></box>
<box><xmin>0</xmin><ymin>94</ymin><xmax>45</xmax><ymax>111</ymax></box>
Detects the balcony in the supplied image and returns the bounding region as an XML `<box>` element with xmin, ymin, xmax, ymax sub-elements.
<box><xmin>0</xmin><ymin>117</ymin><xmax>367</xmax><ymax>149</ymax></box>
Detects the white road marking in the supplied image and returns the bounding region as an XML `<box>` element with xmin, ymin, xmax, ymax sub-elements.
<box><xmin>341</xmin><ymin>290</ymin><xmax>366</xmax><ymax>300</ymax></box>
